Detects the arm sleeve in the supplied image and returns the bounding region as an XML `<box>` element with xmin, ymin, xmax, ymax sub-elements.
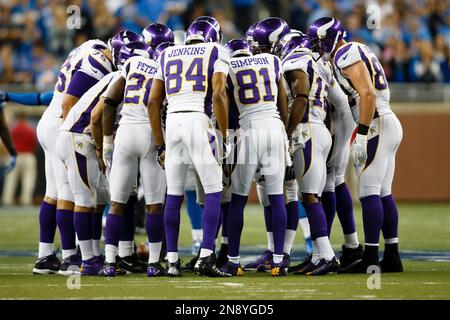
<box><xmin>154</xmin><ymin>52</ymin><xmax>165</xmax><ymax>81</ymax></box>
<box><xmin>335</xmin><ymin>43</ymin><xmax>362</xmax><ymax>70</ymax></box>
<box><xmin>213</xmin><ymin>45</ymin><xmax>230</xmax><ymax>75</ymax></box>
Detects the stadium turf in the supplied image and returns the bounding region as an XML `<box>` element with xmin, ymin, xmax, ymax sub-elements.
<box><xmin>0</xmin><ymin>203</ymin><xmax>449</xmax><ymax>300</ymax></box>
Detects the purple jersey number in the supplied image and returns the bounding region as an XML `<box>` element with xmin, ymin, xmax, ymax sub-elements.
<box><xmin>165</xmin><ymin>58</ymin><xmax>206</xmax><ymax>95</ymax></box>
<box><xmin>56</xmin><ymin>61</ymin><xmax>71</xmax><ymax>93</ymax></box>
<box><xmin>124</xmin><ymin>73</ymin><xmax>153</xmax><ymax>105</ymax></box>
<box><xmin>236</xmin><ymin>67</ymin><xmax>274</xmax><ymax>105</ymax></box>
<box><xmin>371</xmin><ymin>57</ymin><xmax>388</xmax><ymax>90</ymax></box>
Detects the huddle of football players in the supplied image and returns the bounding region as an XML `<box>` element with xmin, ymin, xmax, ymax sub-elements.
<box><xmin>29</xmin><ymin>14</ymin><xmax>404</xmax><ymax>278</ymax></box>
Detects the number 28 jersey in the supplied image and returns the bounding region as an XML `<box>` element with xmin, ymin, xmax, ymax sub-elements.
<box><xmin>155</xmin><ymin>42</ymin><xmax>230</xmax><ymax>118</ymax></box>
<box><xmin>228</xmin><ymin>53</ymin><xmax>281</xmax><ymax>125</ymax></box>
<box><xmin>119</xmin><ymin>56</ymin><xmax>159</xmax><ymax>124</ymax></box>
<box><xmin>333</xmin><ymin>42</ymin><xmax>391</xmax><ymax>119</ymax></box>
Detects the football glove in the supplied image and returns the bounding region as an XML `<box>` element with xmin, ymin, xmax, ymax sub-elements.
<box><xmin>102</xmin><ymin>135</ymin><xmax>114</xmax><ymax>169</ymax></box>
<box><xmin>284</xmin><ymin>165</ymin><xmax>296</xmax><ymax>181</ymax></box>
<box><xmin>351</xmin><ymin>133</ymin><xmax>368</xmax><ymax>168</ymax></box>
<box><xmin>156</xmin><ymin>144</ymin><xmax>166</xmax><ymax>170</ymax></box>
<box><xmin>5</xmin><ymin>155</ymin><xmax>16</xmax><ymax>174</ymax></box>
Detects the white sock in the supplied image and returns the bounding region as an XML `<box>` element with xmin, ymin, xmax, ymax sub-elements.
<box><xmin>62</xmin><ymin>249</ymin><xmax>77</xmax><ymax>259</ymax></box>
<box><xmin>311</xmin><ymin>240</ymin><xmax>320</xmax><ymax>264</ymax></box>
<box><xmin>299</xmin><ymin>218</ymin><xmax>311</xmax><ymax>239</ymax></box>
<box><xmin>273</xmin><ymin>254</ymin><xmax>283</xmax><ymax>264</ymax></box>
<box><xmin>385</xmin><ymin>237</ymin><xmax>398</xmax><ymax>244</ymax></box>
<box><xmin>105</xmin><ymin>244</ymin><xmax>117</xmax><ymax>263</ymax></box>
<box><xmin>79</xmin><ymin>239</ymin><xmax>94</xmax><ymax>261</ymax></box>
<box><xmin>38</xmin><ymin>242</ymin><xmax>54</xmax><ymax>258</ymax></box>
<box><xmin>92</xmin><ymin>240</ymin><xmax>101</xmax><ymax>257</ymax></box>
<box><xmin>148</xmin><ymin>242</ymin><xmax>162</xmax><ymax>263</ymax></box>
<box><xmin>199</xmin><ymin>248</ymin><xmax>213</xmax><ymax>258</ymax></box>
<box><xmin>191</xmin><ymin>229</ymin><xmax>203</xmax><ymax>242</ymax></box>
<box><xmin>343</xmin><ymin>232</ymin><xmax>359</xmax><ymax>248</ymax></box>
<box><xmin>316</xmin><ymin>236</ymin><xmax>335</xmax><ymax>261</ymax></box>
<box><xmin>283</xmin><ymin>229</ymin><xmax>297</xmax><ymax>254</ymax></box>
<box><xmin>118</xmin><ymin>241</ymin><xmax>134</xmax><ymax>258</ymax></box>
<box><xmin>267</xmin><ymin>232</ymin><xmax>274</xmax><ymax>252</ymax></box>
<box><xmin>75</xmin><ymin>234</ymin><xmax>79</xmax><ymax>247</ymax></box>
<box><xmin>167</xmin><ymin>252</ymin><xmax>178</xmax><ymax>264</ymax></box>
<box><xmin>221</xmin><ymin>236</ymin><xmax>228</xmax><ymax>245</ymax></box>
<box><xmin>228</xmin><ymin>255</ymin><xmax>240</xmax><ymax>264</ymax></box>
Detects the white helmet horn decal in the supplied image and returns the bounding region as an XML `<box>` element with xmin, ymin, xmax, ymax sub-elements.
<box><xmin>317</xmin><ymin>18</ymin><xmax>335</xmax><ymax>39</ymax></box>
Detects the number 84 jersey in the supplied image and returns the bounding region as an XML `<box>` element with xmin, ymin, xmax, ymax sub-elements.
<box><xmin>333</xmin><ymin>42</ymin><xmax>391</xmax><ymax>119</ymax></box>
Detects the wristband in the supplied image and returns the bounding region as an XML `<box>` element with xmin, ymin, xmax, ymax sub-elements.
<box><xmin>104</xmin><ymin>97</ymin><xmax>120</xmax><ymax>108</ymax></box>
<box><xmin>294</xmin><ymin>94</ymin><xmax>309</xmax><ymax>101</ymax></box>
<box><xmin>103</xmin><ymin>135</ymin><xmax>113</xmax><ymax>144</ymax></box>
<box><xmin>357</xmin><ymin>123</ymin><xmax>369</xmax><ymax>135</ymax></box>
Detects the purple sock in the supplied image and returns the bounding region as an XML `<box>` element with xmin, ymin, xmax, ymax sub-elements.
<box><xmin>202</xmin><ymin>191</ymin><xmax>222</xmax><ymax>251</ymax></box>
<box><xmin>146</xmin><ymin>213</ymin><xmax>164</xmax><ymax>243</ymax></box>
<box><xmin>335</xmin><ymin>182</ymin><xmax>356</xmax><ymax>234</ymax></box>
<box><xmin>322</xmin><ymin>191</ymin><xmax>336</xmax><ymax>237</ymax></box>
<box><xmin>39</xmin><ymin>201</ymin><xmax>57</xmax><ymax>243</ymax></box>
<box><xmin>164</xmin><ymin>195</ymin><xmax>183</xmax><ymax>252</ymax></box>
<box><xmin>121</xmin><ymin>196</ymin><xmax>137</xmax><ymax>241</ymax></box>
<box><xmin>285</xmin><ymin>201</ymin><xmax>299</xmax><ymax>231</ymax></box>
<box><xmin>104</xmin><ymin>213</ymin><xmax>123</xmax><ymax>246</ymax></box>
<box><xmin>227</xmin><ymin>193</ymin><xmax>247</xmax><ymax>257</ymax></box>
<box><xmin>56</xmin><ymin>209</ymin><xmax>76</xmax><ymax>250</ymax></box>
<box><xmin>304</xmin><ymin>202</ymin><xmax>328</xmax><ymax>240</ymax></box>
<box><xmin>91</xmin><ymin>213</ymin><xmax>103</xmax><ymax>241</ymax></box>
<box><xmin>268</xmin><ymin>194</ymin><xmax>287</xmax><ymax>256</ymax></box>
<box><xmin>73</xmin><ymin>212</ymin><xmax>92</xmax><ymax>241</ymax></box>
<box><xmin>221</xmin><ymin>202</ymin><xmax>230</xmax><ymax>237</ymax></box>
<box><xmin>381</xmin><ymin>195</ymin><xmax>399</xmax><ymax>239</ymax></box>
<box><xmin>360</xmin><ymin>195</ymin><xmax>384</xmax><ymax>245</ymax></box>
<box><xmin>263</xmin><ymin>206</ymin><xmax>273</xmax><ymax>232</ymax></box>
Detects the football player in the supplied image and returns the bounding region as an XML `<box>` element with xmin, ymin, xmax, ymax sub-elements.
<box><xmin>221</xmin><ymin>31</ymin><xmax>289</xmax><ymax>276</ymax></box>
<box><xmin>308</xmin><ymin>17</ymin><xmax>403</xmax><ymax>273</ymax></box>
<box><xmin>32</xmin><ymin>38</ymin><xmax>113</xmax><ymax>274</ymax></box>
<box><xmin>148</xmin><ymin>19</ymin><xmax>230</xmax><ymax>277</ymax></box>
<box><xmin>101</xmin><ymin>41</ymin><xmax>167</xmax><ymax>277</ymax></box>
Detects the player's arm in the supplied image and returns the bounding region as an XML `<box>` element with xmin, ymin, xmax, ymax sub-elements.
<box><xmin>276</xmin><ymin>79</ymin><xmax>288</xmax><ymax>128</ymax></box>
<box><xmin>212</xmin><ymin>72</ymin><xmax>228</xmax><ymax>139</ymax></box>
<box><xmin>342</xmin><ymin>61</ymin><xmax>376</xmax><ymax>130</ymax></box>
<box><xmin>147</xmin><ymin>79</ymin><xmax>166</xmax><ymax>147</ymax></box>
<box><xmin>286</xmin><ymin>70</ymin><xmax>310</xmax><ymax>138</ymax></box>
<box><xmin>61</xmin><ymin>94</ymin><xmax>79</xmax><ymax>120</ymax></box>
<box><xmin>90</xmin><ymin>99</ymin><xmax>106</xmax><ymax>173</ymax></box>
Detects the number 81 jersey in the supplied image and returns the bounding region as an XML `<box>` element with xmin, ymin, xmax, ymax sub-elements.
<box><xmin>333</xmin><ymin>42</ymin><xmax>391</xmax><ymax>119</ymax></box>
<box><xmin>119</xmin><ymin>56</ymin><xmax>158</xmax><ymax>124</ymax></box>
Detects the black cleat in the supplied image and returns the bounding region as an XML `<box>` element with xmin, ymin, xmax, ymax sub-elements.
<box><xmin>117</xmin><ymin>253</ymin><xmax>147</xmax><ymax>274</ymax></box>
<box><xmin>181</xmin><ymin>255</ymin><xmax>198</xmax><ymax>272</ymax></box>
<box><xmin>288</xmin><ymin>255</ymin><xmax>311</xmax><ymax>273</ymax></box>
<box><xmin>194</xmin><ymin>254</ymin><xmax>232</xmax><ymax>277</ymax></box>
<box><xmin>167</xmin><ymin>259</ymin><xmax>182</xmax><ymax>277</ymax></box>
<box><xmin>339</xmin><ymin>244</ymin><xmax>363</xmax><ymax>270</ymax></box>
<box><xmin>380</xmin><ymin>244</ymin><xmax>403</xmax><ymax>273</ymax></box>
<box><xmin>216</xmin><ymin>243</ymin><xmax>228</xmax><ymax>268</ymax></box>
<box><xmin>147</xmin><ymin>262</ymin><xmax>167</xmax><ymax>277</ymax></box>
<box><xmin>338</xmin><ymin>258</ymin><xmax>379</xmax><ymax>274</ymax></box>
<box><xmin>32</xmin><ymin>253</ymin><xmax>61</xmax><ymax>275</ymax></box>
<box><xmin>58</xmin><ymin>254</ymin><xmax>82</xmax><ymax>276</ymax></box>
<box><xmin>306</xmin><ymin>257</ymin><xmax>340</xmax><ymax>276</ymax></box>
<box><xmin>220</xmin><ymin>261</ymin><xmax>244</xmax><ymax>276</ymax></box>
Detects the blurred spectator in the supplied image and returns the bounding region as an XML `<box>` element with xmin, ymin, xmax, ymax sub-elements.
<box><xmin>115</xmin><ymin>0</ymin><xmax>149</xmax><ymax>34</ymax></box>
<box><xmin>89</xmin><ymin>0</ymin><xmax>117</xmax><ymax>40</ymax></box>
<box><xmin>212</xmin><ymin>7</ymin><xmax>240</xmax><ymax>43</ymax></box>
<box><xmin>412</xmin><ymin>41</ymin><xmax>443</xmax><ymax>83</ymax></box>
<box><xmin>2</xmin><ymin>113</ymin><xmax>37</xmax><ymax>206</ymax></box>
<box><xmin>232</xmin><ymin>0</ymin><xmax>255</xmax><ymax>34</ymax></box>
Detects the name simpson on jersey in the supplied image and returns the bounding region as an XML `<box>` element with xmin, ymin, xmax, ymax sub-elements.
<box><xmin>230</xmin><ymin>57</ymin><xmax>270</xmax><ymax>68</ymax></box>
<box><xmin>167</xmin><ymin>46</ymin><xmax>207</xmax><ymax>57</ymax></box>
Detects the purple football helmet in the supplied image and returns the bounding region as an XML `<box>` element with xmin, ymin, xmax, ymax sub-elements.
<box><xmin>245</xmin><ymin>22</ymin><xmax>258</xmax><ymax>53</ymax></box>
<box><xmin>142</xmin><ymin>23</ymin><xmax>175</xmax><ymax>49</ymax></box>
<box><xmin>194</xmin><ymin>16</ymin><xmax>223</xmax><ymax>42</ymax></box>
<box><xmin>185</xmin><ymin>20</ymin><xmax>220</xmax><ymax>44</ymax></box>
<box><xmin>272</xmin><ymin>31</ymin><xmax>310</xmax><ymax>59</ymax></box>
<box><xmin>252</xmin><ymin>17</ymin><xmax>290</xmax><ymax>52</ymax></box>
<box><xmin>225</xmin><ymin>39</ymin><xmax>252</xmax><ymax>58</ymax></box>
<box><xmin>118</xmin><ymin>41</ymin><xmax>153</xmax><ymax>67</ymax></box>
<box><xmin>307</xmin><ymin>17</ymin><xmax>346</xmax><ymax>59</ymax></box>
<box><xmin>154</xmin><ymin>42</ymin><xmax>175</xmax><ymax>61</ymax></box>
<box><xmin>108</xmin><ymin>30</ymin><xmax>143</xmax><ymax>68</ymax></box>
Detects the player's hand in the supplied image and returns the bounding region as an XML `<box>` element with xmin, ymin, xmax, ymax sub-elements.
<box><xmin>351</xmin><ymin>133</ymin><xmax>368</xmax><ymax>168</ymax></box>
<box><xmin>102</xmin><ymin>135</ymin><xmax>114</xmax><ymax>169</ymax></box>
<box><xmin>156</xmin><ymin>144</ymin><xmax>165</xmax><ymax>170</ymax></box>
<box><xmin>5</xmin><ymin>155</ymin><xmax>16</xmax><ymax>174</ymax></box>
<box><xmin>95</xmin><ymin>148</ymin><xmax>106</xmax><ymax>174</ymax></box>
<box><xmin>284</xmin><ymin>165</ymin><xmax>296</xmax><ymax>181</ymax></box>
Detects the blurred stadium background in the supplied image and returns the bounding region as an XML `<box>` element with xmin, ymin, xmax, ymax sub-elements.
<box><xmin>0</xmin><ymin>0</ymin><xmax>449</xmax><ymax>205</ymax></box>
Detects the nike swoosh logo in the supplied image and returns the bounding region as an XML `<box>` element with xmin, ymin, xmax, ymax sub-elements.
<box><xmin>342</xmin><ymin>53</ymin><xmax>349</xmax><ymax>60</ymax></box>
<box><xmin>91</xmin><ymin>68</ymin><xmax>99</xmax><ymax>74</ymax></box>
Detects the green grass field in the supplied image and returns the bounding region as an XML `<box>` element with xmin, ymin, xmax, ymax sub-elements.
<box><xmin>1</xmin><ymin>203</ymin><xmax>450</xmax><ymax>300</ymax></box>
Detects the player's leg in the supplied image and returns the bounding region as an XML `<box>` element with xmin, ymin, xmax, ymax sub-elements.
<box><xmin>283</xmin><ymin>179</ymin><xmax>299</xmax><ymax>264</ymax></box>
<box><xmin>380</xmin><ymin>114</ymin><xmax>403</xmax><ymax>272</ymax></box>
<box><xmin>139</xmin><ymin>133</ymin><xmax>167</xmax><ymax>277</ymax></box>
<box><xmin>185</xmin><ymin>166</ymin><xmax>203</xmax><ymax>255</ymax></box>
<box><xmin>94</xmin><ymin>174</ymin><xmax>109</xmax><ymax>259</ymax></box>
<box><xmin>322</xmin><ymin>139</ymin><xmax>337</xmax><ymax>237</ymax></box>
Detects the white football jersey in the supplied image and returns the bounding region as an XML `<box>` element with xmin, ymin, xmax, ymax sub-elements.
<box><xmin>282</xmin><ymin>48</ymin><xmax>329</xmax><ymax>124</ymax></box>
<box><xmin>155</xmin><ymin>42</ymin><xmax>230</xmax><ymax>117</ymax></box>
<box><xmin>46</xmin><ymin>43</ymin><xmax>113</xmax><ymax>118</ymax></box>
<box><xmin>60</xmin><ymin>71</ymin><xmax>119</xmax><ymax>134</ymax></box>
<box><xmin>228</xmin><ymin>53</ymin><xmax>281</xmax><ymax>125</ymax></box>
<box><xmin>119</xmin><ymin>56</ymin><xmax>158</xmax><ymax>124</ymax></box>
<box><xmin>333</xmin><ymin>41</ymin><xmax>391</xmax><ymax>120</ymax></box>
